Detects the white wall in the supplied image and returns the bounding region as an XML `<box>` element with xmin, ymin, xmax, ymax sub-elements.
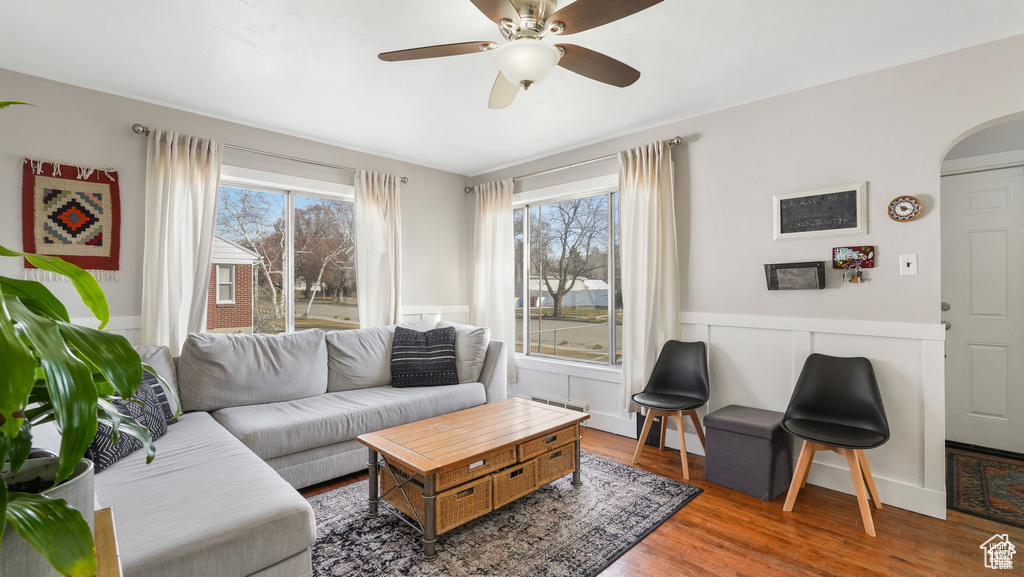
<box><xmin>478</xmin><ymin>33</ymin><xmax>1024</xmax><ymax>519</ymax></box>
<box><xmin>0</xmin><ymin>68</ymin><xmax>474</xmax><ymax>329</ymax></box>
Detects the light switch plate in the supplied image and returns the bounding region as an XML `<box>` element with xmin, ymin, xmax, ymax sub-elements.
<box><xmin>899</xmin><ymin>254</ymin><xmax>918</xmax><ymax>276</ymax></box>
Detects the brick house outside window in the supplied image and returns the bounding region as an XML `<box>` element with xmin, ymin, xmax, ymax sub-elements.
<box><xmin>207</xmin><ymin>234</ymin><xmax>260</xmax><ymax>333</ymax></box>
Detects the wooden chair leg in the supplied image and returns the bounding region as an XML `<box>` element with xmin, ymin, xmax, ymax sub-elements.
<box><xmin>633</xmin><ymin>410</ymin><xmax>657</xmax><ymax>464</ymax></box>
<box><xmin>659</xmin><ymin>413</ymin><xmax>668</xmax><ymax>450</ymax></box>
<box><xmin>856</xmin><ymin>450</ymin><xmax>882</xmax><ymax>510</ymax></box>
<box><xmin>800</xmin><ymin>444</ymin><xmax>817</xmax><ymax>489</ymax></box>
<box><xmin>783</xmin><ymin>440</ymin><xmax>815</xmax><ymax>512</ymax></box>
<box><xmin>842</xmin><ymin>448</ymin><xmax>876</xmax><ymax>537</ymax></box>
<box><xmin>687</xmin><ymin>410</ymin><xmax>706</xmax><ymax>451</ymax></box>
<box><xmin>672</xmin><ymin>411</ymin><xmax>690</xmax><ymax>479</ymax></box>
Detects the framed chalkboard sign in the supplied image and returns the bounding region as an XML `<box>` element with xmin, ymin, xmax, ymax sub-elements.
<box><xmin>773</xmin><ymin>182</ymin><xmax>867</xmax><ymax>240</ymax></box>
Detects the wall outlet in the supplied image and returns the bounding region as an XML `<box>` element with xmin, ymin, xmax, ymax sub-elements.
<box><xmin>899</xmin><ymin>254</ymin><xmax>918</xmax><ymax>276</ymax></box>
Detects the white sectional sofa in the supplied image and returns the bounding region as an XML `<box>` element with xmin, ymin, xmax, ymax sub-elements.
<box><xmin>86</xmin><ymin>321</ymin><xmax>506</xmax><ymax>577</ymax></box>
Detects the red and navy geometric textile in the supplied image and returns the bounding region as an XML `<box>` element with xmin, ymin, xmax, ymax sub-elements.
<box><xmin>22</xmin><ymin>159</ymin><xmax>121</xmax><ymax>274</ymax></box>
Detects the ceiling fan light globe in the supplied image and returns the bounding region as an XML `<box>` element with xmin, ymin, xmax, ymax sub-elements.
<box><xmin>492</xmin><ymin>38</ymin><xmax>561</xmax><ymax>86</ymax></box>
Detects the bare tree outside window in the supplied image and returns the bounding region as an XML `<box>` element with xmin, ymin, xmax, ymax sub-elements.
<box><xmin>517</xmin><ymin>192</ymin><xmax>620</xmax><ymax>364</ymax></box>
<box><xmin>292</xmin><ymin>195</ymin><xmax>358</xmax><ymax>331</ymax></box>
<box><xmin>214</xmin><ymin>185</ymin><xmax>358</xmax><ymax>334</ymax></box>
<box><xmin>217</xmin><ymin>187</ymin><xmax>286</xmax><ymax>332</ymax></box>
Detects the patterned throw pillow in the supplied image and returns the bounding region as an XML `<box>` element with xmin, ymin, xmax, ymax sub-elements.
<box><xmin>391</xmin><ymin>326</ymin><xmax>459</xmax><ymax>388</ymax></box>
<box><xmin>145</xmin><ymin>370</ymin><xmax>179</xmax><ymax>425</ymax></box>
<box><xmin>87</xmin><ymin>375</ymin><xmax>168</xmax><ymax>473</ymax></box>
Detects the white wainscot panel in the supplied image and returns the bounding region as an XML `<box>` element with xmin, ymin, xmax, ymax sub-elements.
<box><xmin>682</xmin><ymin>312</ymin><xmax>946</xmax><ymax>519</ymax></box>
<box><xmin>706</xmin><ymin>325</ymin><xmax>796</xmax><ymax>414</ymax></box>
<box><xmin>515</xmin><ymin>366</ymin><xmax>569</xmax><ymax>403</ymax></box>
<box><xmin>812</xmin><ymin>333</ymin><xmax>924</xmax><ymax>487</ymax></box>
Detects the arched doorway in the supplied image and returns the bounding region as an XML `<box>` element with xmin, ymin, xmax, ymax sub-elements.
<box><xmin>941</xmin><ymin>116</ymin><xmax>1024</xmax><ymax>456</ymax></box>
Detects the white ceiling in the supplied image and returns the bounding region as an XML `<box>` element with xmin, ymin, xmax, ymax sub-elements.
<box><xmin>2</xmin><ymin>1</ymin><xmax>1023</xmax><ymax>176</ymax></box>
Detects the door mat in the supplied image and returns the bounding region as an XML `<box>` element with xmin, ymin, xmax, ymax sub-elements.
<box><xmin>947</xmin><ymin>450</ymin><xmax>1024</xmax><ymax>529</ymax></box>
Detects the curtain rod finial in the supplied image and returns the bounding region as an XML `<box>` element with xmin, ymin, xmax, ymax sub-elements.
<box><xmin>668</xmin><ymin>136</ymin><xmax>682</xmax><ymax>146</ymax></box>
<box><xmin>131</xmin><ymin>123</ymin><xmax>150</xmax><ymax>135</ymax></box>
<box><xmin>400</xmin><ymin>176</ymin><xmax>409</xmax><ymax>184</ymax></box>
<box><xmin>465</xmin><ymin>186</ymin><xmax>474</xmax><ymax>193</ymax></box>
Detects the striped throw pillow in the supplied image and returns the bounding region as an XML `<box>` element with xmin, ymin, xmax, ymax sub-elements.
<box><xmin>391</xmin><ymin>326</ymin><xmax>459</xmax><ymax>387</ymax></box>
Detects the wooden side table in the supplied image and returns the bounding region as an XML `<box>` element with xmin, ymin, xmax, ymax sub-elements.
<box><xmin>94</xmin><ymin>507</ymin><xmax>122</xmax><ymax>577</ymax></box>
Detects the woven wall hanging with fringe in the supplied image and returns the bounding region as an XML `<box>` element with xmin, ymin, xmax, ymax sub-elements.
<box><xmin>22</xmin><ymin>158</ymin><xmax>121</xmax><ymax>282</ymax></box>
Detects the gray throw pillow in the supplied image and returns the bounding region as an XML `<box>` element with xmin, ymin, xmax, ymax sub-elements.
<box><xmin>436</xmin><ymin>321</ymin><xmax>491</xmax><ymax>383</ymax></box>
<box><xmin>135</xmin><ymin>344</ymin><xmax>181</xmax><ymax>420</ymax></box>
<box><xmin>177</xmin><ymin>329</ymin><xmax>328</xmax><ymax>412</ymax></box>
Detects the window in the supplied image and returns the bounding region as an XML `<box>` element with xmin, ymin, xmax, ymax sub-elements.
<box><xmin>216</xmin><ymin>265</ymin><xmax>236</xmax><ymax>304</ymax></box>
<box><xmin>214</xmin><ymin>168</ymin><xmax>357</xmax><ymax>334</ymax></box>
<box><xmin>515</xmin><ymin>186</ymin><xmax>621</xmax><ymax>366</ymax></box>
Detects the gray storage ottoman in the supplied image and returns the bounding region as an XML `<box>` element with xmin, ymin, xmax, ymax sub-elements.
<box><xmin>704</xmin><ymin>405</ymin><xmax>792</xmax><ymax>501</ymax></box>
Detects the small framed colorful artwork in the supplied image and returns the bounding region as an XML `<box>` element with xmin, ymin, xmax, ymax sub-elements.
<box><xmin>833</xmin><ymin>246</ymin><xmax>874</xmax><ymax>269</ymax></box>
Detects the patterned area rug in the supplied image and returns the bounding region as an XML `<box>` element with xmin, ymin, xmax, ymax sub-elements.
<box><xmin>308</xmin><ymin>452</ymin><xmax>702</xmax><ymax>577</ymax></box>
<box><xmin>947</xmin><ymin>451</ymin><xmax>1024</xmax><ymax>529</ymax></box>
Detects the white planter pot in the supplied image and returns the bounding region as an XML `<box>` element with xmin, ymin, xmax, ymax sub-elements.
<box><xmin>1</xmin><ymin>458</ymin><xmax>95</xmax><ymax>577</ymax></box>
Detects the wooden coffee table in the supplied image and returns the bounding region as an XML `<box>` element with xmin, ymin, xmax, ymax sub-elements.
<box><xmin>357</xmin><ymin>397</ymin><xmax>590</xmax><ymax>560</ymax></box>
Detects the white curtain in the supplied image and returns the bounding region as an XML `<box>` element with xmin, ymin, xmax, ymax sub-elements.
<box><xmin>355</xmin><ymin>170</ymin><xmax>402</xmax><ymax>328</ymax></box>
<box><xmin>141</xmin><ymin>130</ymin><xmax>223</xmax><ymax>355</ymax></box>
<box><xmin>469</xmin><ymin>178</ymin><xmax>516</xmax><ymax>381</ymax></box>
<box><xmin>619</xmin><ymin>140</ymin><xmax>680</xmax><ymax>411</ymax></box>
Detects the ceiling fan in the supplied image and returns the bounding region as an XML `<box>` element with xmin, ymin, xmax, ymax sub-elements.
<box><xmin>378</xmin><ymin>0</ymin><xmax>664</xmax><ymax>109</ymax></box>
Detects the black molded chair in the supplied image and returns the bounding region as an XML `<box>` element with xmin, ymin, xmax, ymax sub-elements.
<box><xmin>631</xmin><ymin>340</ymin><xmax>710</xmax><ymax>479</ymax></box>
<box><xmin>781</xmin><ymin>353</ymin><xmax>890</xmax><ymax>536</ymax></box>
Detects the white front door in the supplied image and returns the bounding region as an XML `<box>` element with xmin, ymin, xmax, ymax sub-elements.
<box><xmin>942</xmin><ymin>165</ymin><xmax>1024</xmax><ymax>453</ymax></box>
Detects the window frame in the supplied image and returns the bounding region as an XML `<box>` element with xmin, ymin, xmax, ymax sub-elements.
<box><xmin>514</xmin><ymin>173</ymin><xmax>621</xmax><ymax>367</ymax></box>
<box><xmin>218</xmin><ymin>166</ymin><xmax>356</xmax><ymax>334</ymax></box>
<box><xmin>216</xmin><ymin>264</ymin><xmax>236</xmax><ymax>304</ymax></box>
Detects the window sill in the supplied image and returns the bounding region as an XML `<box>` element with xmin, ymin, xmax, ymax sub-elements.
<box><xmin>515</xmin><ymin>353</ymin><xmax>622</xmax><ymax>384</ymax></box>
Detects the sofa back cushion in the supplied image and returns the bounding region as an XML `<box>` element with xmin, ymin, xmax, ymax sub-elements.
<box><xmin>325</xmin><ymin>320</ymin><xmax>438</xmax><ymax>392</ymax></box>
<box><xmin>436</xmin><ymin>321</ymin><xmax>491</xmax><ymax>383</ymax></box>
<box><xmin>177</xmin><ymin>329</ymin><xmax>327</xmax><ymax>412</ymax></box>
<box><xmin>326</xmin><ymin>325</ymin><xmax>395</xmax><ymax>392</ymax></box>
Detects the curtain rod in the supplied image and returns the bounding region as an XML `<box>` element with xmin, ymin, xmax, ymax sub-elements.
<box><xmin>464</xmin><ymin>136</ymin><xmax>683</xmax><ymax>193</ymax></box>
<box><xmin>131</xmin><ymin>124</ymin><xmax>408</xmax><ymax>184</ymax></box>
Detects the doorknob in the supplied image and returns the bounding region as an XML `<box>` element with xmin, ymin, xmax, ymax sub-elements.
<box><xmin>941</xmin><ymin>302</ymin><xmax>951</xmax><ymax>311</ymax></box>
<box><xmin>942</xmin><ymin>321</ymin><xmax>951</xmax><ymax>330</ymax></box>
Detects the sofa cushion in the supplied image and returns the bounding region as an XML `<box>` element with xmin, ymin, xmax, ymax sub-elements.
<box><xmin>325</xmin><ymin>325</ymin><xmax>395</xmax><ymax>392</ymax></box>
<box><xmin>177</xmin><ymin>329</ymin><xmax>328</xmax><ymax>412</ymax></box>
<box><xmin>212</xmin><ymin>383</ymin><xmax>486</xmax><ymax>461</ymax></box>
<box><xmin>93</xmin><ymin>412</ymin><xmax>315</xmax><ymax>577</ymax></box>
<box><xmin>437</xmin><ymin>321</ymin><xmax>491</xmax><ymax>383</ymax></box>
<box><xmin>391</xmin><ymin>326</ymin><xmax>459</xmax><ymax>387</ymax></box>
<box><xmin>135</xmin><ymin>344</ymin><xmax>181</xmax><ymax>419</ymax></box>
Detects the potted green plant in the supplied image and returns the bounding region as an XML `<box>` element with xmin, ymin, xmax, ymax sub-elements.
<box><xmin>0</xmin><ymin>243</ymin><xmax>157</xmax><ymax>577</ymax></box>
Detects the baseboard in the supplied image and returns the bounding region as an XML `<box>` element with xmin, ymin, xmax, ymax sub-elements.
<box><xmin>802</xmin><ymin>460</ymin><xmax>947</xmax><ymax>519</ymax></box>
<box><xmin>584</xmin><ymin>406</ymin><xmax>943</xmax><ymax>519</ymax></box>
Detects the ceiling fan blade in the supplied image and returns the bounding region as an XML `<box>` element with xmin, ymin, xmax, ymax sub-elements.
<box><xmin>488</xmin><ymin>72</ymin><xmax>520</xmax><ymax>109</ymax></box>
<box><xmin>379</xmin><ymin>41</ymin><xmax>496</xmax><ymax>62</ymax></box>
<box><xmin>469</xmin><ymin>0</ymin><xmax>520</xmax><ymax>25</ymax></box>
<box><xmin>555</xmin><ymin>44</ymin><xmax>640</xmax><ymax>87</ymax></box>
<box><xmin>547</xmin><ymin>0</ymin><xmax>664</xmax><ymax>35</ymax></box>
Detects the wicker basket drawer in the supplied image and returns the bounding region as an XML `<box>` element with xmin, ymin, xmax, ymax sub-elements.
<box><xmin>380</xmin><ymin>466</ymin><xmax>493</xmax><ymax>535</ymax></box>
<box><xmin>437</xmin><ymin>448</ymin><xmax>516</xmax><ymax>491</ymax></box>
<box><xmin>517</xmin><ymin>425</ymin><xmax>578</xmax><ymax>461</ymax></box>
<box><xmin>491</xmin><ymin>459</ymin><xmax>538</xmax><ymax>509</ymax></box>
<box><xmin>536</xmin><ymin>446</ymin><xmax>576</xmax><ymax>486</ymax></box>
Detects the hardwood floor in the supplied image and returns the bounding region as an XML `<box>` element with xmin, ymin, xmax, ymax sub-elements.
<box><xmin>302</xmin><ymin>428</ymin><xmax>1024</xmax><ymax>576</ymax></box>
